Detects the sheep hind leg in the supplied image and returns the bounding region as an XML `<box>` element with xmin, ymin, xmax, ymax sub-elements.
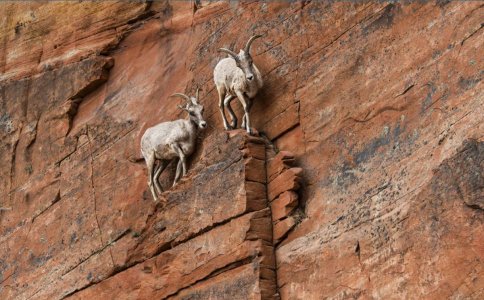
<box><xmin>172</xmin><ymin>144</ymin><xmax>187</xmax><ymax>187</ymax></box>
<box><xmin>217</xmin><ymin>86</ymin><xmax>232</xmax><ymax>130</ymax></box>
<box><xmin>146</xmin><ymin>151</ymin><xmax>158</xmax><ymax>201</ymax></box>
<box><xmin>173</xmin><ymin>158</ymin><xmax>183</xmax><ymax>187</ymax></box>
<box><xmin>153</xmin><ymin>159</ymin><xmax>168</xmax><ymax>195</ymax></box>
<box><xmin>224</xmin><ymin>95</ymin><xmax>237</xmax><ymax>129</ymax></box>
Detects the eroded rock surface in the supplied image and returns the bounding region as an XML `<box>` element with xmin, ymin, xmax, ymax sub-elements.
<box><xmin>0</xmin><ymin>1</ymin><xmax>482</xmax><ymax>299</ymax></box>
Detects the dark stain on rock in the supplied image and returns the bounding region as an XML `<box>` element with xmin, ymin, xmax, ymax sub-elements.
<box><xmin>437</xmin><ymin>0</ymin><xmax>452</xmax><ymax>7</ymax></box>
<box><xmin>363</xmin><ymin>3</ymin><xmax>398</xmax><ymax>35</ymax></box>
<box><xmin>431</xmin><ymin>139</ymin><xmax>483</xmax><ymax>210</ymax></box>
<box><xmin>177</xmin><ymin>274</ymin><xmax>254</xmax><ymax>300</ymax></box>
<box><xmin>29</xmin><ymin>251</ymin><xmax>53</xmax><ymax>268</ymax></box>
<box><xmin>104</xmin><ymin>89</ymin><xmax>121</xmax><ymax>104</ymax></box>
<box><xmin>14</xmin><ymin>22</ymin><xmax>25</xmax><ymax>35</ymax></box>
<box><xmin>432</xmin><ymin>50</ymin><xmax>442</xmax><ymax>59</ymax></box>
<box><xmin>354</xmin><ymin>133</ymin><xmax>391</xmax><ymax>165</ymax></box>
<box><xmin>333</xmin><ymin>116</ymin><xmax>417</xmax><ymax>189</ymax></box>
<box><xmin>349</xmin><ymin>55</ymin><xmax>365</xmax><ymax>76</ymax></box>
<box><xmin>421</xmin><ymin>83</ymin><xmax>437</xmax><ymax>114</ymax></box>
<box><xmin>458</xmin><ymin>73</ymin><xmax>482</xmax><ymax>91</ymax></box>
<box><xmin>0</xmin><ymin>259</ymin><xmax>7</xmax><ymax>282</ymax></box>
<box><xmin>0</xmin><ymin>113</ymin><xmax>14</xmax><ymax>134</ymax></box>
<box><xmin>163</xmin><ymin>2</ymin><xmax>174</xmax><ymax>17</ymax></box>
<box><xmin>70</xmin><ymin>232</ymin><xmax>77</xmax><ymax>245</ymax></box>
<box><xmin>336</xmin><ymin>161</ymin><xmax>359</xmax><ymax>187</ymax></box>
<box><xmin>76</xmin><ymin>215</ymin><xmax>84</xmax><ymax>226</ymax></box>
<box><xmin>392</xmin><ymin>121</ymin><xmax>403</xmax><ymax>141</ymax></box>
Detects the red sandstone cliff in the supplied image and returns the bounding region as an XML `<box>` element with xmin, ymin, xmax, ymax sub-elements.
<box><xmin>0</xmin><ymin>1</ymin><xmax>483</xmax><ymax>299</ymax></box>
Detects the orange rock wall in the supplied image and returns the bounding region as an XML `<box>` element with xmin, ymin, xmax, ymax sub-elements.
<box><xmin>0</xmin><ymin>1</ymin><xmax>483</xmax><ymax>299</ymax></box>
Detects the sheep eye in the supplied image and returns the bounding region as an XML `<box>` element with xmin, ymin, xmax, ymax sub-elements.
<box><xmin>189</xmin><ymin>112</ymin><xmax>195</xmax><ymax>116</ymax></box>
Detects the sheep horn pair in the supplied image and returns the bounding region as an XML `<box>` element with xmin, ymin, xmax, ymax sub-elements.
<box><xmin>218</xmin><ymin>34</ymin><xmax>262</xmax><ymax>62</ymax></box>
<box><xmin>170</xmin><ymin>88</ymin><xmax>200</xmax><ymax>106</ymax></box>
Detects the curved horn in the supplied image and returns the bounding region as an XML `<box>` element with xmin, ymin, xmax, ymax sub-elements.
<box><xmin>195</xmin><ymin>88</ymin><xmax>200</xmax><ymax>103</ymax></box>
<box><xmin>245</xmin><ymin>34</ymin><xmax>262</xmax><ymax>54</ymax></box>
<box><xmin>170</xmin><ymin>93</ymin><xmax>191</xmax><ymax>103</ymax></box>
<box><xmin>218</xmin><ymin>48</ymin><xmax>240</xmax><ymax>63</ymax></box>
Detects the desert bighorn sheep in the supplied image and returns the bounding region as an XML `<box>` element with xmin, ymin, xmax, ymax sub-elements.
<box><xmin>141</xmin><ymin>89</ymin><xmax>206</xmax><ymax>201</ymax></box>
<box><xmin>214</xmin><ymin>35</ymin><xmax>264</xmax><ymax>135</ymax></box>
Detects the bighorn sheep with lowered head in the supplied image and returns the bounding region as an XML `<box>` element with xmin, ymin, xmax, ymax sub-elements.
<box><xmin>214</xmin><ymin>35</ymin><xmax>264</xmax><ymax>135</ymax></box>
<box><xmin>141</xmin><ymin>89</ymin><xmax>206</xmax><ymax>201</ymax></box>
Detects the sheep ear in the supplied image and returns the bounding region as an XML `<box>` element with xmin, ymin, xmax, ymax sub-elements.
<box><xmin>177</xmin><ymin>105</ymin><xmax>188</xmax><ymax>111</ymax></box>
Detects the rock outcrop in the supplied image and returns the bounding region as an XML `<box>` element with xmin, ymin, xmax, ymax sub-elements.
<box><xmin>0</xmin><ymin>1</ymin><xmax>482</xmax><ymax>299</ymax></box>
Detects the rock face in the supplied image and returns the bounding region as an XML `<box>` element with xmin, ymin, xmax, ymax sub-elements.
<box><xmin>0</xmin><ymin>1</ymin><xmax>483</xmax><ymax>299</ymax></box>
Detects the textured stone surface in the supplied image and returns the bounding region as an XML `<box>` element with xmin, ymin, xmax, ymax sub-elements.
<box><xmin>267</xmin><ymin>151</ymin><xmax>296</xmax><ymax>182</ymax></box>
<box><xmin>0</xmin><ymin>1</ymin><xmax>483</xmax><ymax>299</ymax></box>
<box><xmin>268</xmin><ymin>167</ymin><xmax>302</xmax><ymax>201</ymax></box>
<box><xmin>70</xmin><ymin>209</ymin><xmax>274</xmax><ymax>300</ymax></box>
<box><xmin>0</xmin><ymin>2</ymin><xmax>150</xmax><ymax>81</ymax></box>
<box><xmin>169</xmin><ymin>264</ymin><xmax>267</xmax><ymax>300</ymax></box>
<box><xmin>271</xmin><ymin>191</ymin><xmax>298</xmax><ymax>222</ymax></box>
<box><xmin>273</xmin><ymin>217</ymin><xmax>296</xmax><ymax>245</ymax></box>
<box><xmin>277</xmin><ymin>139</ymin><xmax>484</xmax><ymax>299</ymax></box>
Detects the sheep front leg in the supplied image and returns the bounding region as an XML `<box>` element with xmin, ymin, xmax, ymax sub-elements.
<box><xmin>146</xmin><ymin>150</ymin><xmax>158</xmax><ymax>201</ymax></box>
<box><xmin>217</xmin><ymin>86</ymin><xmax>232</xmax><ymax>130</ymax></box>
<box><xmin>236</xmin><ymin>91</ymin><xmax>252</xmax><ymax>135</ymax></box>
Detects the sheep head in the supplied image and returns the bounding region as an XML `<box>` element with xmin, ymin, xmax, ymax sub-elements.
<box><xmin>171</xmin><ymin>88</ymin><xmax>207</xmax><ymax>129</ymax></box>
<box><xmin>218</xmin><ymin>34</ymin><xmax>262</xmax><ymax>82</ymax></box>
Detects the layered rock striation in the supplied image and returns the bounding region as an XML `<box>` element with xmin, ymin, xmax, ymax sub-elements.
<box><xmin>0</xmin><ymin>1</ymin><xmax>483</xmax><ymax>299</ymax></box>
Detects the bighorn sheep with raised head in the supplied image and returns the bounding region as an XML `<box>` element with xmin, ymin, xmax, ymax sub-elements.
<box><xmin>141</xmin><ymin>89</ymin><xmax>206</xmax><ymax>201</ymax></box>
<box><xmin>214</xmin><ymin>35</ymin><xmax>264</xmax><ymax>135</ymax></box>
